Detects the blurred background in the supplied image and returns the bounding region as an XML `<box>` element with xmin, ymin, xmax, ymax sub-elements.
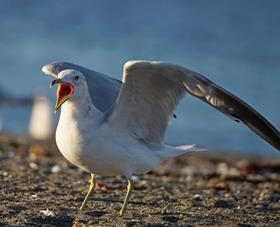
<box><xmin>0</xmin><ymin>0</ymin><xmax>279</xmax><ymax>156</ymax></box>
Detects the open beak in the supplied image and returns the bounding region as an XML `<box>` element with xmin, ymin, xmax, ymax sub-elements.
<box><xmin>50</xmin><ymin>79</ymin><xmax>74</xmax><ymax>112</ymax></box>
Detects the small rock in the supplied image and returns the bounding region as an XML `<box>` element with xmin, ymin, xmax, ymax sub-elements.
<box><xmin>214</xmin><ymin>182</ymin><xmax>229</xmax><ymax>190</ymax></box>
<box><xmin>51</xmin><ymin>165</ymin><xmax>61</xmax><ymax>173</ymax></box>
<box><xmin>139</xmin><ymin>180</ymin><xmax>148</xmax><ymax>186</ymax></box>
<box><xmin>181</xmin><ymin>166</ymin><xmax>197</xmax><ymax>176</ymax></box>
<box><xmin>30</xmin><ymin>194</ymin><xmax>38</xmax><ymax>199</ymax></box>
<box><xmin>40</xmin><ymin>209</ymin><xmax>55</xmax><ymax>217</ymax></box>
<box><xmin>185</xmin><ymin>175</ymin><xmax>193</xmax><ymax>182</ymax></box>
<box><xmin>95</xmin><ymin>183</ymin><xmax>113</xmax><ymax>191</ymax></box>
<box><xmin>131</xmin><ymin>175</ymin><xmax>140</xmax><ymax>182</ymax></box>
<box><xmin>216</xmin><ymin>162</ymin><xmax>241</xmax><ymax>179</ymax></box>
<box><xmin>259</xmin><ymin>190</ymin><xmax>269</xmax><ymax>201</ymax></box>
<box><xmin>0</xmin><ymin>205</ymin><xmax>7</xmax><ymax>212</ymax></box>
<box><xmin>29</xmin><ymin>162</ymin><xmax>39</xmax><ymax>170</ymax></box>
<box><xmin>7</xmin><ymin>151</ymin><xmax>15</xmax><ymax>158</ymax></box>
<box><xmin>29</xmin><ymin>144</ymin><xmax>48</xmax><ymax>158</ymax></box>
<box><xmin>246</xmin><ymin>174</ymin><xmax>265</xmax><ymax>183</ymax></box>
<box><xmin>193</xmin><ymin>194</ymin><xmax>204</xmax><ymax>200</ymax></box>
<box><xmin>236</xmin><ymin>159</ymin><xmax>254</xmax><ymax>173</ymax></box>
<box><xmin>161</xmin><ymin>204</ymin><xmax>170</xmax><ymax>214</ymax></box>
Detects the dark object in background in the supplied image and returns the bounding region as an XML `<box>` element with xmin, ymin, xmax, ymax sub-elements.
<box><xmin>0</xmin><ymin>86</ymin><xmax>32</xmax><ymax>106</ymax></box>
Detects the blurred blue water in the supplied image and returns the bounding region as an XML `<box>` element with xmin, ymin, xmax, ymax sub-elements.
<box><xmin>0</xmin><ymin>0</ymin><xmax>279</xmax><ymax>156</ymax></box>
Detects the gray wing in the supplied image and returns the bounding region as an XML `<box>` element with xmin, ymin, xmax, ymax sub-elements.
<box><xmin>106</xmin><ymin>60</ymin><xmax>280</xmax><ymax>151</ymax></box>
<box><xmin>42</xmin><ymin>61</ymin><xmax>121</xmax><ymax>112</ymax></box>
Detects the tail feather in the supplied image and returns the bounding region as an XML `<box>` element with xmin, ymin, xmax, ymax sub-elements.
<box><xmin>157</xmin><ymin>144</ymin><xmax>207</xmax><ymax>161</ymax></box>
<box><xmin>176</xmin><ymin>144</ymin><xmax>207</xmax><ymax>152</ymax></box>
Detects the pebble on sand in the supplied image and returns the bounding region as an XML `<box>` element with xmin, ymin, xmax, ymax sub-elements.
<box><xmin>39</xmin><ymin>209</ymin><xmax>55</xmax><ymax>217</ymax></box>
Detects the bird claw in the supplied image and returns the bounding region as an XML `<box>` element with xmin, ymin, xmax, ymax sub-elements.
<box><xmin>119</xmin><ymin>209</ymin><xmax>125</xmax><ymax>216</ymax></box>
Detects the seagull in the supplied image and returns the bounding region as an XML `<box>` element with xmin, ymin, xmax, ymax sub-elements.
<box><xmin>29</xmin><ymin>92</ymin><xmax>54</xmax><ymax>140</ymax></box>
<box><xmin>42</xmin><ymin>60</ymin><xmax>280</xmax><ymax>216</ymax></box>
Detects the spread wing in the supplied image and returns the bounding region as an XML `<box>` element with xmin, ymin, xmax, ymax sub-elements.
<box><xmin>42</xmin><ymin>61</ymin><xmax>121</xmax><ymax>112</ymax></box>
<box><xmin>106</xmin><ymin>60</ymin><xmax>280</xmax><ymax>150</ymax></box>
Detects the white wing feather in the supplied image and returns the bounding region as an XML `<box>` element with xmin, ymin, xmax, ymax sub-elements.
<box><xmin>106</xmin><ymin>60</ymin><xmax>280</xmax><ymax>150</ymax></box>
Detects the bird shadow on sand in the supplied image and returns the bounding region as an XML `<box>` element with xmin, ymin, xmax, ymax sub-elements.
<box><xmin>90</xmin><ymin>197</ymin><xmax>150</xmax><ymax>206</ymax></box>
<box><xmin>81</xmin><ymin>210</ymin><xmax>106</xmax><ymax>217</ymax></box>
<box><xmin>72</xmin><ymin>210</ymin><xmax>108</xmax><ymax>225</ymax></box>
<box><xmin>28</xmin><ymin>215</ymin><xmax>73</xmax><ymax>226</ymax></box>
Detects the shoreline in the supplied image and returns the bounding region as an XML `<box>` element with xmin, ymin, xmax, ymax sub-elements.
<box><xmin>1</xmin><ymin>132</ymin><xmax>280</xmax><ymax>159</ymax></box>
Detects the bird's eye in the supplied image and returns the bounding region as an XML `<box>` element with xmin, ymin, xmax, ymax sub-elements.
<box><xmin>74</xmin><ymin>75</ymin><xmax>80</xmax><ymax>81</ymax></box>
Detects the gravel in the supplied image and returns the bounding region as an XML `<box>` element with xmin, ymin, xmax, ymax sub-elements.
<box><xmin>0</xmin><ymin>134</ymin><xmax>279</xmax><ymax>226</ymax></box>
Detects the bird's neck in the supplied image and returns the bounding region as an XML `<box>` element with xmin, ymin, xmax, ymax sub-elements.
<box><xmin>60</xmin><ymin>94</ymin><xmax>103</xmax><ymax>124</ymax></box>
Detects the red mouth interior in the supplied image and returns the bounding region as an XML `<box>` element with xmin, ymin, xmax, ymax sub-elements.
<box><xmin>57</xmin><ymin>83</ymin><xmax>74</xmax><ymax>100</ymax></box>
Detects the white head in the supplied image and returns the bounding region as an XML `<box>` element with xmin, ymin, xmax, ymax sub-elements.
<box><xmin>50</xmin><ymin>69</ymin><xmax>88</xmax><ymax>111</ymax></box>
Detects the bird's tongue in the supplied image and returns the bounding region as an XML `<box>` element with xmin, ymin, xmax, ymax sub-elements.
<box><xmin>55</xmin><ymin>83</ymin><xmax>74</xmax><ymax>111</ymax></box>
<box><xmin>57</xmin><ymin>83</ymin><xmax>73</xmax><ymax>99</ymax></box>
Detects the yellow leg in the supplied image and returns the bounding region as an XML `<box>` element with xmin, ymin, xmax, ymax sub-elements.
<box><xmin>79</xmin><ymin>173</ymin><xmax>96</xmax><ymax>211</ymax></box>
<box><xmin>119</xmin><ymin>179</ymin><xmax>133</xmax><ymax>216</ymax></box>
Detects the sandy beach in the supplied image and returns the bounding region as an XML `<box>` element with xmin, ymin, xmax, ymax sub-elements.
<box><xmin>1</xmin><ymin>1</ymin><xmax>280</xmax><ymax>226</ymax></box>
<box><xmin>0</xmin><ymin>134</ymin><xmax>279</xmax><ymax>226</ymax></box>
